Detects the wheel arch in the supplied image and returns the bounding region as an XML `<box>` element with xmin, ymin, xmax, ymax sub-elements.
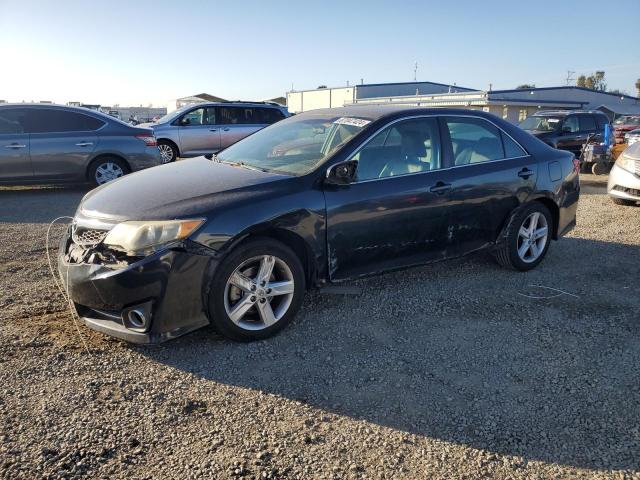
<box><xmin>221</xmin><ymin>228</ymin><xmax>317</xmax><ymax>290</ymax></box>
<box><xmin>497</xmin><ymin>196</ymin><xmax>560</xmax><ymax>244</ymax></box>
<box><xmin>157</xmin><ymin>138</ymin><xmax>180</xmax><ymax>156</ymax></box>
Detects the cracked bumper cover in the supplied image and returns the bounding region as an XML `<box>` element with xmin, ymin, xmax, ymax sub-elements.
<box><xmin>57</xmin><ymin>230</ymin><xmax>216</xmax><ymax>344</ymax></box>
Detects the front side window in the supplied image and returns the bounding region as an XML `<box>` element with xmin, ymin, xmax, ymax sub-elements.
<box><xmin>519</xmin><ymin>116</ymin><xmax>561</xmax><ymax>132</ymax></box>
<box><xmin>27</xmin><ymin>109</ymin><xmax>105</xmax><ymax>133</ymax></box>
<box><xmin>353</xmin><ymin>117</ymin><xmax>441</xmax><ymax>181</ymax></box>
<box><xmin>180</xmin><ymin>107</ymin><xmax>215</xmax><ymax>126</ymax></box>
<box><xmin>562</xmin><ymin>116</ymin><xmax>579</xmax><ymax>133</ymax></box>
<box><xmin>0</xmin><ymin>109</ymin><xmax>28</xmax><ymax>134</ymax></box>
<box><xmin>446</xmin><ymin>117</ymin><xmax>505</xmax><ymax>165</ymax></box>
<box><xmin>579</xmin><ymin>115</ymin><xmax>597</xmax><ymax>131</ymax></box>
<box><xmin>216</xmin><ymin>114</ymin><xmax>369</xmax><ymax>175</ymax></box>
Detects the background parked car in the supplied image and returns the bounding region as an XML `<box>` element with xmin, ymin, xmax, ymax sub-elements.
<box><xmin>613</xmin><ymin>115</ymin><xmax>640</xmax><ymax>144</ymax></box>
<box><xmin>0</xmin><ymin>104</ymin><xmax>162</xmax><ymax>186</ymax></box>
<box><xmin>625</xmin><ymin>128</ymin><xmax>640</xmax><ymax>146</ymax></box>
<box><xmin>608</xmin><ymin>141</ymin><xmax>640</xmax><ymax>206</ymax></box>
<box><xmin>144</xmin><ymin>101</ymin><xmax>290</xmax><ymax>163</ymax></box>
<box><xmin>519</xmin><ymin>110</ymin><xmax>611</xmax><ymax>156</ymax></box>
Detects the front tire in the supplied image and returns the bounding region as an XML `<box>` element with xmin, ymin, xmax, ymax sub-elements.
<box><xmin>158</xmin><ymin>141</ymin><xmax>178</xmax><ymax>163</ymax></box>
<box><xmin>494</xmin><ymin>202</ymin><xmax>552</xmax><ymax>271</ymax></box>
<box><xmin>88</xmin><ymin>156</ymin><xmax>129</xmax><ymax>187</ymax></box>
<box><xmin>208</xmin><ymin>238</ymin><xmax>305</xmax><ymax>341</ymax></box>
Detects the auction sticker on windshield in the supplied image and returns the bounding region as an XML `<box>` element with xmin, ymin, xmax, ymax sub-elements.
<box><xmin>334</xmin><ymin>117</ymin><xmax>371</xmax><ymax>128</ymax></box>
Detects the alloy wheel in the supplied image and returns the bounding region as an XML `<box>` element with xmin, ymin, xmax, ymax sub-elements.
<box><xmin>95</xmin><ymin>162</ymin><xmax>124</xmax><ymax>185</ymax></box>
<box><xmin>223</xmin><ymin>255</ymin><xmax>295</xmax><ymax>331</ymax></box>
<box><xmin>158</xmin><ymin>144</ymin><xmax>174</xmax><ymax>163</ymax></box>
<box><xmin>516</xmin><ymin>212</ymin><xmax>548</xmax><ymax>263</ymax></box>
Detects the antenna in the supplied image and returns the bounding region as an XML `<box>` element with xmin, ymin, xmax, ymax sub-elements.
<box><xmin>413</xmin><ymin>62</ymin><xmax>418</xmax><ymax>82</ymax></box>
<box><xmin>565</xmin><ymin>70</ymin><xmax>575</xmax><ymax>86</ymax></box>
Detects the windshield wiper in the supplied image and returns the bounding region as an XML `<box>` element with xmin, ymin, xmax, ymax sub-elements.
<box><xmin>219</xmin><ymin>159</ymin><xmax>269</xmax><ymax>173</ymax></box>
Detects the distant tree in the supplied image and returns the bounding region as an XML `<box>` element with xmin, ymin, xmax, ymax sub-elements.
<box><xmin>516</xmin><ymin>84</ymin><xmax>535</xmax><ymax>89</ymax></box>
<box><xmin>635</xmin><ymin>78</ymin><xmax>640</xmax><ymax>97</ymax></box>
<box><xmin>609</xmin><ymin>89</ymin><xmax>629</xmax><ymax>96</ymax></box>
<box><xmin>578</xmin><ymin>71</ymin><xmax>607</xmax><ymax>91</ymax></box>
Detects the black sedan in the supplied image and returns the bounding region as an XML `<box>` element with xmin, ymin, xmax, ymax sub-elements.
<box><xmin>58</xmin><ymin>106</ymin><xmax>579</xmax><ymax>343</ymax></box>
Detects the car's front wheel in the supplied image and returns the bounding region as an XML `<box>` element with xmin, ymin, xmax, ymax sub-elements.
<box><xmin>157</xmin><ymin>141</ymin><xmax>178</xmax><ymax>163</ymax></box>
<box><xmin>208</xmin><ymin>238</ymin><xmax>305</xmax><ymax>341</ymax></box>
<box><xmin>494</xmin><ymin>202</ymin><xmax>552</xmax><ymax>271</ymax></box>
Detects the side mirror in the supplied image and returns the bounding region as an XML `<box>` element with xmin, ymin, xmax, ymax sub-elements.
<box><xmin>325</xmin><ymin>160</ymin><xmax>358</xmax><ymax>185</ymax></box>
<box><xmin>180</xmin><ymin>117</ymin><xmax>191</xmax><ymax>126</ymax></box>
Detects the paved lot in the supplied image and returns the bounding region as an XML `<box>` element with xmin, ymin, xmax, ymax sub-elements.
<box><xmin>0</xmin><ymin>175</ymin><xmax>639</xmax><ymax>479</ymax></box>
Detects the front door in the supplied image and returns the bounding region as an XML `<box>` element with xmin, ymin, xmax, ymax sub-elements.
<box><xmin>177</xmin><ymin>106</ymin><xmax>220</xmax><ymax>155</ymax></box>
<box><xmin>441</xmin><ymin>116</ymin><xmax>538</xmax><ymax>256</ymax></box>
<box><xmin>325</xmin><ymin>116</ymin><xmax>453</xmax><ymax>280</ymax></box>
<box><xmin>0</xmin><ymin>108</ymin><xmax>32</xmax><ymax>181</ymax></box>
<box><xmin>556</xmin><ymin>115</ymin><xmax>585</xmax><ymax>155</ymax></box>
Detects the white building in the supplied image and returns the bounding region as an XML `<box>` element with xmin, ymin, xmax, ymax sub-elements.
<box><xmin>353</xmin><ymin>86</ymin><xmax>640</xmax><ymax>123</ymax></box>
<box><xmin>286</xmin><ymin>81</ymin><xmax>474</xmax><ymax>114</ymax></box>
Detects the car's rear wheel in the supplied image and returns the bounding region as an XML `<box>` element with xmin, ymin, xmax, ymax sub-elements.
<box><xmin>208</xmin><ymin>238</ymin><xmax>305</xmax><ymax>341</ymax></box>
<box><xmin>611</xmin><ymin>197</ymin><xmax>637</xmax><ymax>206</ymax></box>
<box><xmin>158</xmin><ymin>141</ymin><xmax>177</xmax><ymax>163</ymax></box>
<box><xmin>494</xmin><ymin>202</ymin><xmax>552</xmax><ymax>271</ymax></box>
<box><xmin>88</xmin><ymin>156</ymin><xmax>129</xmax><ymax>187</ymax></box>
<box><xmin>591</xmin><ymin>162</ymin><xmax>609</xmax><ymax>175</ymax></box>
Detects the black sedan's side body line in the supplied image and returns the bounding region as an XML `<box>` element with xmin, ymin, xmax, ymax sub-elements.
<box><xmin>58</xmin><ymin>107</ymin><xmax>579</xmax><ymax>343</ymax></box>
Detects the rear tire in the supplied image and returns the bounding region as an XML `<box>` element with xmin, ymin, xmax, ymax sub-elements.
<box><xmin>158</xmin><ymin>140</ymin><xmax>178</xmax><ymax>163</ymax></box>
<box><xmin>611</xmin><ymin>197</ymin><xmax>637</xmax><ymax>206</ymax></box>
<box><xmin>88</xmin><ymin>156</ymin><xmax>129</xmax><ymax>187</ymax></box>
<box><xmin>494</xmin><ymin>202</ymin><xmax>553</xmax><ymax>272</ymax></box>
<box><xmin>207</xmin><ymin>238</ymin><xmax>305</xmax><ymax>341</ymax></box>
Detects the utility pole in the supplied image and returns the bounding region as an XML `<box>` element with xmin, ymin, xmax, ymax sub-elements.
<box><xmin>565</xmin><ymin>70</ymin><xmax>575</xmax><ymax>86</ymax></box>
<box><xmin>413</xmin><ymin>62</ymin><xmax>418</xmax><ymax>82</ymax></box>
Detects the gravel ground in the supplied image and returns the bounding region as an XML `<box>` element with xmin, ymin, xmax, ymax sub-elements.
<box><xmin>1</xmin><ymin>175</ymin><xmax>639</xmax><ymax>479</ymax></box>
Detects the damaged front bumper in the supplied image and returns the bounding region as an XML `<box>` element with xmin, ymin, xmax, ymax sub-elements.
<box><xmin>57</xmin><ymin>227</ymin><xmax>216</xmax><ymax>344</ymax></box>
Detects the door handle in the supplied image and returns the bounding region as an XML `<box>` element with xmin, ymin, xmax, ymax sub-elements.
<box><xmin>223</xmin><ymin>127</ymin><xmax>230</xmax><ymax>132</ymax></box>
<box><xmin>4</xmin><ymin>144</ymin><xmax>26</xmax><ymax>149</ymax></box>
<box><xmin>209</xmin><ymin>129</ymin><xmax>217</xmax><ymax>132</ymax></box>
<box><xmin>429</xmin><ymin>182</ymin><xmax>452</xmax><ymax>194</ymax></box>
<box><xmin>75</xmin><ymin>142</ymin><xmax>93</xmax><ymax>147</ymax></box>
<box><xmin>518</xmin><ymin>168</ymin><xmax>534</xmax><ymax>179</ymax></box>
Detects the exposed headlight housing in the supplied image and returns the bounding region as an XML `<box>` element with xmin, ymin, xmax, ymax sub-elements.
<box><xmin>616</xmin><ymin>154</ymin><xmax>636</xmax><ymax>173</ymax></box>
<box><xmin>103</xmin><ymin>219</ymin><xmax>204</xmax><ymax>255</ymax></box>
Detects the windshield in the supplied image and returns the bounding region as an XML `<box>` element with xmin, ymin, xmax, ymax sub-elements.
<box><xmin>614</xmin><ymin>116</ymin><xmax>640</xmax><ymax>126</ymax></box>
<box><xmin>216</xmin><ymin>114</ymin><xmax>371</xmax><ymax>175</ymax></box>
<box><xmin>154</xmin><ymin>104</ymin><xmax>193</xmax><ymax>124</ymax></box>
<box><xmin>519</xmin><ymin>116</ymin><xmax>562</xmax><ymax>132</ymax></box>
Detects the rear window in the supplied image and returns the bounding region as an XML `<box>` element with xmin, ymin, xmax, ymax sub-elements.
<box><xmin>27</xmin><ymin>109</ymin><xmax>105</xmax><ymax>133</ymax></box>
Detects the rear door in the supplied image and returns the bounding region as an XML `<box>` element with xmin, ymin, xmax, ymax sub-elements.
<box><xmin>0</xmin><ymin>108</ymin><xmax>32</xmax><ymax>181</ymax></box>
<box><xmin>177</xmin><ymin>106</ymin><xmax>220</xmax><ymax>155</ymax></box>
<box><xmin>441</xmin><ymin>116</ymin><xmax>537</xmax><ymax>256</ymax></box>
<box><xmin>217</xmin><ymin>106</ymin><xmax>265</xmax><ymax>149</ymax></box>
<box><xmin>27</xmin><ymin>108</ymin><xmax>100</xmax><ymax>181</ymax></box>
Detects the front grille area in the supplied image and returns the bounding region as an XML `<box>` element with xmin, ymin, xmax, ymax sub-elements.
<box><xmin>72</xmin><ymin>228</ymin><xmax>108</xmax><ymax>246</ymax></box>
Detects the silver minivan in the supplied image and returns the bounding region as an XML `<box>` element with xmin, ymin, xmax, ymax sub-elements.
<box><xmin>147</xmin><ymin>102</ymin><xmax>290</xmax><ymax>163</ymax></box>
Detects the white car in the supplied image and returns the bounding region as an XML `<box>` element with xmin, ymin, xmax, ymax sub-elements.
<box><xmin>624</xmin><ymin>128</ymin><xmax>640</xmax><ymax>146</ymax></box>
<box><xmin>608</xmin><ymin>142</ymin><xmax>640</xmax><ymax>206</ymax></box>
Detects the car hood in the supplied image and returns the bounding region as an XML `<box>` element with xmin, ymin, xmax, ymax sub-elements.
<box><xmin>79</xmin><ymin>158</ymin><xmax>292</xmax><ymax>222</ymax></box>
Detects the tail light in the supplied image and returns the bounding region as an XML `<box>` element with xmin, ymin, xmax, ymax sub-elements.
<box><xmin>572</xmin><ymin>157</ymin><xmax>580</xmax><ymax>174</ymax></box>
<box><xmin>135</xmin><ymin>134</ymin><xmax>157</xmax><ymax>146</ymax></box>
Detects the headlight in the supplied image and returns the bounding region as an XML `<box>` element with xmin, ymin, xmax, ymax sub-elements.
<box><xmin>103</xmin><ymin>219</ymin><xmax>204</xmax><ymax>254</ymax></box>
<box><xmin>616</xmin><ymin>154</ymin><xmax>636</xmax><ymax>172</ymax></box>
